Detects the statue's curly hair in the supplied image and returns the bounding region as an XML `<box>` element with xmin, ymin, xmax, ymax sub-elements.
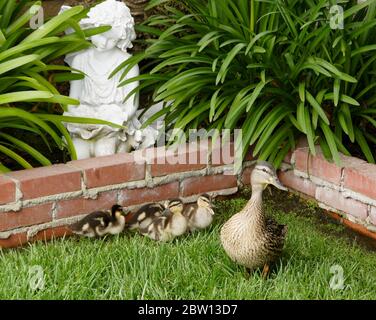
<box><xmin>81</xmin><ymin>0</ymin><xmax>136</xmax><ymax>51</ymax></box>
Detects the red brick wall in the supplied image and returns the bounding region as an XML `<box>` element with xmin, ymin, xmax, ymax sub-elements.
<box><xmin>280</xmin><ymin>145</ymin><xmax>376</xmax><ymax>236</ymax></box>
<box><xmin>0</xmin><ymin>140</ymin><xmax>245</xmax><ymax>248</ymax></box>
<box><xmin>1</xmin><ymin>139</ymin><xmax>376</xmax><ymax>248</ymax></box>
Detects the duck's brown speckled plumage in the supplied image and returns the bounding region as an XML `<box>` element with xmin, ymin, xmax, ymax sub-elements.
<box><xmin>220</xmin><ymin>162</ymin><xmax>288</xmax><ymax>271</ymax></box>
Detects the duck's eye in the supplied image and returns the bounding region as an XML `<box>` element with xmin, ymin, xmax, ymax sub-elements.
<box><xmin>262</xmin><ymin>168</ymin><xmax>267</xmax><ymax>173</ymax></box>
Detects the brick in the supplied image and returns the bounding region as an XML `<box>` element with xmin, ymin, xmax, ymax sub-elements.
<box><xmin>211</xmin><ymin>139</ymin><xmax>235</xmax><ymax>166</ymax></box>
<box><xmin>294</xmin><ymin>148</ymin><xmax>342</xmax><ymax>184</ymax></box>
<box><xmin>341</xmin><ymin>217</ymin><xmax>376</xmax><ymax>241</ymax></box>
<box><xmin>293</xmin><ymin>148</ymin><xmax>309</xmax><ymax>171</ymax></box>
<box><xmin>181</xmin><ymin>175</ymin><xmax>238</xmax><ymax>197</ymax></box>
<box><xmin>150</xmin><ymin>142</ymin><xmax>209</xmax><ymax>177</ymax></box>
<box><xmin>0</xmin><ymin>226</ymin><xmax>73</xmax><ymax>249</ymax></box>
<box><xmin>344</xmin><ymin>163</ymin><xmax>376</xmax><ymax>200</ymax></box>
<box><xmin>370</xmin><ymin>207</ymin><xmax>376</xmax><ymax>226</ymax></box>
<box><xmin>279</xmin><ymin>170</ymin><xmax>316</xmax><ymax>198</ymax></box>
<box><xmin>211</xmin><ymin>138</ymin><xmax>251</xmax><ymax>167</ymax></box>
<box><xmin>241</xmin><ymin>167</ymin><xmax>253</xmax><ymax>185</ymax></box>
<box><xmin>0</xmin><ymin>204</ymin><xmax>53</xmax><ymax>232</ymax></box>
<box><xmin>282</xmin><ymin>138</ymin><xmax>308</xmax><ymax>165</ymax></box>
<box><xmin>0</xmin><ymin>232</ymin><xmax>28</xmax><ymax>249</ymax></box>
<box><xmin>119</xmin><ymin>182</ymin><xmax>179</xmax><ymax>207</ymax></box>
<box><xmin>294</xmin><ymin>147</ymin><xmax>366</xmax><ymax>185</ymax></box>
<box><xmin>315</xmin><ymin>187</ymin><xmax>368</xmax><ymax>221</ymax></box>
<box><xmin>69</xmin><ymin>153</ymin><xmax>145</xmax><ymax>189</ymax></box>
<box><xmin>0</xmin><ymin>176</ymin><xmax>16</xmax><ymax>205</ymax></box>
<box><xmin>7</xmin><ymin>165</ymin><xmax>81</xmax><ymax>200</ymax></box>
<box><xmin>55</xmin><ymin>191</ymin><xmax>117</xmax><ymax>219</ymax></box>
<box><xmin>32</xmin><ymin>226</ymin><xmax>73</xmax><ymax>242</ymax></box>
<box><xmin>316</xmin><ymin>208</ymin><xmax>376</xmax><ymax>241</ymax></box>
<box><xmin>284</xmin><ymin>151</ymin><xmax>293</xmax><ymax>164</ymax></box>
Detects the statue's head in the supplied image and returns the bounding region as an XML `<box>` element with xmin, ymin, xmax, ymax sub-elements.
<box><xmin>81</xmin><ymin>0</ymin><xmax>136</xmax><ymax>52</ymax></box>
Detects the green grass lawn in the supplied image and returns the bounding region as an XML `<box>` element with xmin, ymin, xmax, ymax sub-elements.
<box><xmin>1</xmin><ymin>188</ymin><xmax>376</xmax><ymax>300</ymax></box>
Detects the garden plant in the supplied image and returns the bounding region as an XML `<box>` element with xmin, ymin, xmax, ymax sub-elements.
<box><xmin>0</xmin><ymin>0</ymin><xmax>120</xmax><ymax>172</ymax></box>
<box><xmin>114</xmin><ymin>0</ymin><xmax>376</xmax><ymax>167</ymax></box>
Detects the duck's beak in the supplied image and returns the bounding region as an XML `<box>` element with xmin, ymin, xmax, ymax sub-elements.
<box><xmin>271</xmin><ymin>176</ymin><xmax>288</xmax><ymax>191</ymax></box>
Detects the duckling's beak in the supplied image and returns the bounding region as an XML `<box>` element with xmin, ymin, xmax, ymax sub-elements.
<box><xmin>270</xmin><ymin>176</ymin><xmax>288</xmax><ymax>191</ymax></box>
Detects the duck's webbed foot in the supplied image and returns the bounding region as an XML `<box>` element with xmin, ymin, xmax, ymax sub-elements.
<box><xmin>261</xmin><ymin>263</ymin><xmax>270</xmax><ymax>279</ymax></box>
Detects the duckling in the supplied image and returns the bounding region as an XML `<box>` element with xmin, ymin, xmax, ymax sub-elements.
<box><xmin>126</xmin><ymin>202</ymin><xmax>167</xmax><ymax>231</ymax></box>
<box><xmin>70</xmin><ymin>204</ymin><xmax>127</xmax><ymax>238</ymax></box>
<box><xmin>220</xmin><ymin>161</ymin><xmax>288</xmax><ymax>278</ymax></box>
<box><xmin>105</xmin><ymin>204</ymin><xmax>128</xmax><ymax>235</ymax></box>
<box><xmin>183</xmin><ymin>194</ymin><xmax>215</xmax><ymax>232</ymax></box>
<box><xmin>140</xmin><ymin>199</ymin><xmax>188</xmax><ymax>242</ymax></box>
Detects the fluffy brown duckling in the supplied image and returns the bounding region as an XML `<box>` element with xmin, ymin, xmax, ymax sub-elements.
<box><xmin>70</xmin><ymin>204</ymin><xmax>127</xmax><ymax>238</ymax></box>
<box><xmin>125</xmin><ymin>202</ymin><xmax>167</xmax><ymax>231</ymax></box>
<box><xmin>139</xmin><ymin>199</ymin><xmax>188</xmax><ymax>242</ymax></box>
<box><xmin>183</xmin><ymin>194</ymin><xmax>215</xmax><ymax>232</ymax></box>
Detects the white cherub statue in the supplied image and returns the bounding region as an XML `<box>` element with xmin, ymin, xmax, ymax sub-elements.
<box><xmin>61</xmin><ymin>0</ymin><xmax>158</xmax><ymax>159</ymax></box>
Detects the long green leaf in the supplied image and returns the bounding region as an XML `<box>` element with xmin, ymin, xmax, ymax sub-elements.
<box><xmin>0</xmin><ymin>108</ymin><xmax>63</xmax><ymax>149</ymax></box>
<box><xmin>0</xmin><ymin>90</ymin><xmax>53</xmax><ymax>104</ymax></box>
<box><xmin>320</xmin><ymin>120</ymin><xmax>340</xmax><ymax>165</ymax></box>
<box><xmin>0</xmin><ymin>132</ymin><xmax>51</xmax><ymax>166</ymax></box>
<box><xmin>0</xmin><ymin>144</ymin><xmax>33</xmax><ymax>169</ymax></box>
<box><xmin>306</xmin><ymin>91</ymin><xmax>330</xmax><ymax>125</ymax></box>
<box><xmin>216</xmin><ymin>43</ymin><xmax>246</xmax><ymax>84</ymax></box>
<box><xmin>0</xmin><ymin>54</ymin><xmax>39</xmax><ymax>75</ymax></box>
<box><xmin>354</xmin><ymin>127</ymin><xmax>375</xmax><ymax>163</ymax></box>
<box><xmin>22</xmin><ymin>6</ymin><xmax>84</xmax><ymax>43</ymax></box>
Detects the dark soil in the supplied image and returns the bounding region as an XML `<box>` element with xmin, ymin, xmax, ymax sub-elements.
<box><xmin>0</xmin><ymin>128</ymin><xmax>70</xmax><ymax>171</ymax></box>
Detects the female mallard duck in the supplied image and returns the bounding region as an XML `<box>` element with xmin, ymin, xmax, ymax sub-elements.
<box><xmin>220</xmin><ymin>161</ymin><xmax>288</xmax><ymax>277</ymax></box>
<box><xmin>70</xmin><ymin>204</ymin><xmax>127</xmax><ymax>238</ymax></box>
<box><xmin>140</xmin><ymin>199</ymin><xmax>188</xmax><ymax>242</ymax></box>
<box><xmin>183</xmin><ymin>194</ymin><xmax>215</xmax><ymax>232</ymax></box>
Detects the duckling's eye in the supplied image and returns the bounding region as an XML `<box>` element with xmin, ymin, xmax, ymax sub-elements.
<box><xmin>262</xmin><ymin>168</ymin><xmax>267</xmax><ymax>173</ymax></box>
